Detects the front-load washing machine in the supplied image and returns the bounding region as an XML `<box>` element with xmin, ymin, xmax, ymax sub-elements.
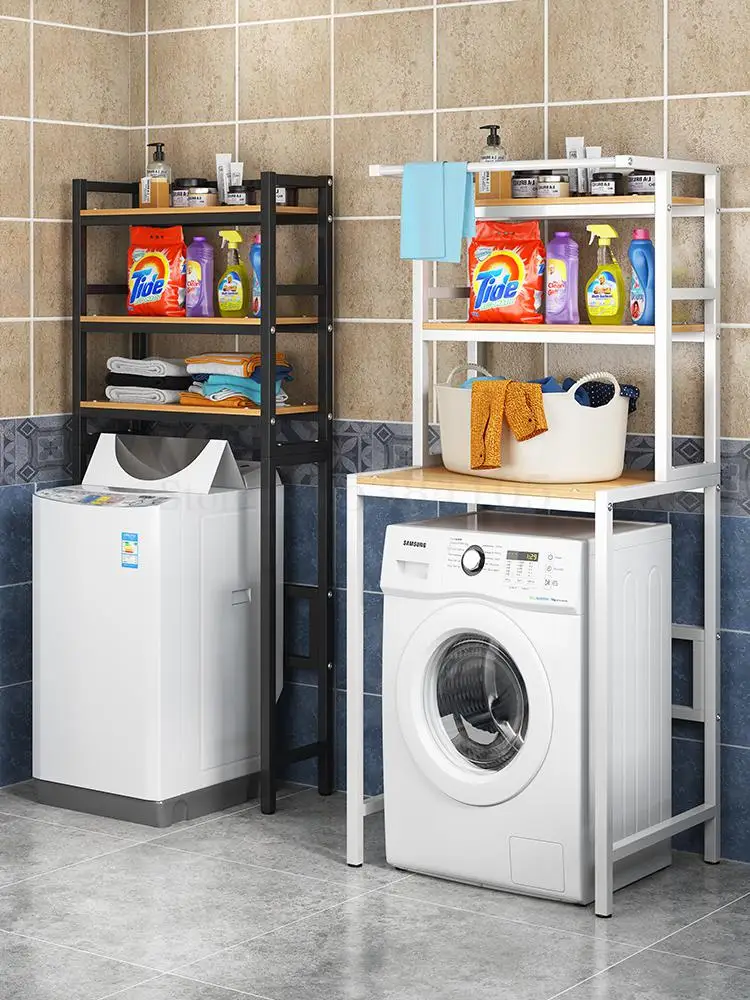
<box><xmin>381</xmin><ymin>512</ymin><xmax>672</xmax><ymax>903</ymax></box>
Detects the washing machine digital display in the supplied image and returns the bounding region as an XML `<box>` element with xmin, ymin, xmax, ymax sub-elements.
<box><xmin>506</xmin><ymin>550</ymin><xmax>539</xmax><ymax>562</ymax></box>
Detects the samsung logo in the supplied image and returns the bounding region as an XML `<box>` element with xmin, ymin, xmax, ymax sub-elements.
<box><xmin>403</xmin><ymin>539</ymin><xmax>427</xmax><ymax>549</ymax></box>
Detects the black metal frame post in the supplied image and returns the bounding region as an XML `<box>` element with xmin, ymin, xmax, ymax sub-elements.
<box><xmin>71</xmin><ymin>179</ymin><xmax>87</xmax><ymax>482</ymax></box>
<box><xmin>259</xmin><ymin>171</ymin><xmax>279</xmax><ymax>814</ymax></box>
<box><xmin>316</xmin><ymin>177</ymin><xmax>335</xmax><ymax>794</ymax></box>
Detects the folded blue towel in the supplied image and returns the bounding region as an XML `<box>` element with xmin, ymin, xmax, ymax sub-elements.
<box><xmin>203</xmin><ymin>373</ymin><xmax>291</xmax><ymax>391</ymax></box>
<box><xmin>400</xmin><ymin>162</ymin><xmax>475</xmax><ymax>263</ymax></box>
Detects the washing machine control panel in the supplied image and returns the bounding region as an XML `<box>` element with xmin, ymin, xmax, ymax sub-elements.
<box><xmin>446</xmin><ymin>535</ymin><xmax>582</xmax><ymax>608</ymax></box>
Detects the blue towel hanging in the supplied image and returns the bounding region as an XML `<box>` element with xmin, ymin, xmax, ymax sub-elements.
<box><xmin>400</xmin><ymin>162</ymin><xmax>475</xmax><ymax>263</ymax></box>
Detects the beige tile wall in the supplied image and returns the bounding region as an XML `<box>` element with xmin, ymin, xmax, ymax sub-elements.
<box><xmin>130</xmin><ymin>0</ymin><xmax>750</xmax><ymax>433</ymax></box>
<box><xmin>0</xmin><ymin>6</ymin><xmax>131</xmax><ymax>417</ymax></box>
<box><xmin>4</xmin><ymin>0</ymin><xmax>749</xmax><ymax>434</ymax></box>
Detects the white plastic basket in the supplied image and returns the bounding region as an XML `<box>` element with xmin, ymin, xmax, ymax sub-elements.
<box><xmin>436</xmin><ymin>366</ymin><xmax>630</xmax><ymax>484</ymax></box>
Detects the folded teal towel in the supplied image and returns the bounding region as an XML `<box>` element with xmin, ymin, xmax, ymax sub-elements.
<box><xmin>400</xmin><ymin>162</ymin><xmax>475</xmax><ymax>263</ymax></box>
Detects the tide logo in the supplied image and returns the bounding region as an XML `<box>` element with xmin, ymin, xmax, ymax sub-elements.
<box><xmin>472</xmin><ymin>248</ymin><xmax>525</xmax><ymax>310</ymax></box>
<box><xmin>129</xmin><ymin>251</ymin><xmax>169</xmax><ymax>306</ymax></box>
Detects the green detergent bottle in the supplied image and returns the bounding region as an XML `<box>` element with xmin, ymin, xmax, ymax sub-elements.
<box><xmin>217</xmin><ymin>230</ymin><xmax>250</xmax><ymax>318</ymax></box>
<box><xmin>585</xmin><ymin>224</ymin><xmax>626</xmax><ymax>325</ymax></box>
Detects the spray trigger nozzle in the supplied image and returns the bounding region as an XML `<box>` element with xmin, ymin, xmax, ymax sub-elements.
<box><xmin>586</xmin><ymin>224</ymin><xmax>619</xmax><ymax>247</ymax></box>
<box><xmin>219</xmin><ymin>230</ymin><xmax>243</xmax><ymax>250</ymax></box>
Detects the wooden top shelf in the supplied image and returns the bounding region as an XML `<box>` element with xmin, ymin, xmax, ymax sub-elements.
<box><xmin>80</xmin><ymin>401</ymin><xmax>318</xmax><ymax>418</ymax></box>
<box><xmin>81</xmin><ymin>316</ymin><xmax>318</xmax><ymax>326</ymax></box>
<box><xmin>80</xmin><ymin>205</ymin><xmax>318</xmax><ymax>217</ymax></box>
<box><xmin>478</xmin><ymin>195</ymin><xmax>704</xmax><ymax>208</ymax></box>
<box><xmin>356</xmin><ymin>466</ymin><xmax>655</xmax><ymax>502</ymax></box>
<box><xmin>422</xmin><ymin>322</ymin><xmax>703</xmax><ymax>335</ymax></box>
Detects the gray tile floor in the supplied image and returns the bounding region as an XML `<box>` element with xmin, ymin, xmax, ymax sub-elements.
<box><xmin>1</xmin><ymin>783</ymin><xmax>750</xmax><ymax>1000</ymax></box>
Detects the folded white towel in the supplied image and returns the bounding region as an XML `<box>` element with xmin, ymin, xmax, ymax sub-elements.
<box><xmin>107</xmin><ymin>357</ymin><xmax>188</xmax><ymax>378</ymax></box>
<box><xmin>203</xmin><ymin>387</ymin><xmax>289</xmax><ymax>405</ymax></box>
<box><xmin>105</xmin><ymin>386</ymin><xmax>182</xmax><ymax>404</ymax></box>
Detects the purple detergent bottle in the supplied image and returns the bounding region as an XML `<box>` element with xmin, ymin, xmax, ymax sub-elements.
<box><xmin>545</xmin><ymin>231</ymin><xmax>579</xmax><ymax>325</ymax></box>
<box><xmin>186</xmin><ymin>236</ymin><xmax>214</xmax><ymax>317</ymax></box>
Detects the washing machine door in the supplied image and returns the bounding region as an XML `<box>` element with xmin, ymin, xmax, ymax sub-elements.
<box><xmin>396</xmin><ymin>600</ymin><xmax>556</xmax><ymax>806</ymax></box>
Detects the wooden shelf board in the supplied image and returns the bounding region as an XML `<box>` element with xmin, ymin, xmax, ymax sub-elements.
<box><xmin>356</xmin><ymin>466</ymin><xmax>654</xmax><ymax>501</ymax></box>
<box><xmin>81</xmin><ymin>315</ymin><xmax>318</xmax><ymax>326</ymax></box>
<box><xmin>422</xmin><ymin>322</ymin><xmax>703</xmax><ymax>335</ymax></box>
<box><xmin>80</xmin><ymin>401</ymin><xmax>318</xmax><ymax>417</ymax></box>
<box><xmin>80</xmin><ymin>205</ymin><xmax>317</xmax><ymax>216</ymax></box>
<box><xmin>477</xmin><ymin>195</ymin><xmax>704</xmax><ymax>208</ymax></box>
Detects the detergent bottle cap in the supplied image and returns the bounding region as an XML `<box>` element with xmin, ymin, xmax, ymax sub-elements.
<box><xmin>632</xmin><ymin>228</ymin><xmax>651</xmax><ymax>240</ymax></box>
<box><xmin>252</xmin><ymin>233</ymin><xmax>261</xmax><ymax>245</ymax></box>
<box><xmin>147</xmin><ymin>141</ymin><xmax>166</xmax><ymax>162</ymax></box>
<box><xmin>219</xmin><ymin>229</ymin><xmax>243</xmax><ymax>249</ymax></box>
<box><xmin>587</xmin><ymin>223</ymin><xmax>619</xmax><ymax>247</ymax></box>
<box><xmin>480</xmin><ymin>124</ymin><xmax>503</xmax><ymax>147</ymax></box>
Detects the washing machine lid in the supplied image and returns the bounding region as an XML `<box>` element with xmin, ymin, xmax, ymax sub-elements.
<box><xmin>36</xmin><ymin>486</ymin><xmax>173</xmax><ymax>507</ymax></box>
<box><xmin>395</xmin><ymin>600</ymin><xmax>580</xmax><ymax>806</ymax></box>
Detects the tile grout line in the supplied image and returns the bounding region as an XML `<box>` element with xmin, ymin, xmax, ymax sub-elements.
<box><xmin>542</xmin><ymin>888</ymin><xmax>750</xmax><ymax>1000</ymax></box>
<box><xmin>0</xmin><ymin>838</ymin><xmax>138</xmax><ymax>891</ymax></box>
<box><xmin>169</xmin><ymin>871</ymin><xmax>415</xmax><ymax>981</ymax></box>
<box><xmin>388</xmin><ymin>885</ymin><xmax>642</xmax><ymax>948</ymax></box>
<box><xmin>28</xmin><ymin>0</ymin><xmax>34</xmax><ymax>416</ymax></box>
<box><xmin>0</xmin><ymin>926</ymin><xmax>164</xmax><ymax>980</ymax></box>
<box><xmin>662</xmin><ymin>0</ymin><xmax>669</xmax><ymax>159</ymax></box>
<box><xmin>145</xmin><ymin>838</ymin><xmax>395</xmax><ymax>890</ymax></box>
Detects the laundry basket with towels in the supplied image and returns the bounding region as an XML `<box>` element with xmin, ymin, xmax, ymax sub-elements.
<box><xmin>436</xmin><ymin>365</ymin><xmax>631</xmax><ymax>484</ymax></box>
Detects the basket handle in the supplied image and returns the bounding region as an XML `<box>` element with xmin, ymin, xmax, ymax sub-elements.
<box><xmin>445</xmin><ymin>363</ymin><xmax>494</xmax><ymax>386</ymax></box>
<box><xmin>567</xmin><ymin>371</ymin><xmax>622</xmax><ymax>405</ymax></box>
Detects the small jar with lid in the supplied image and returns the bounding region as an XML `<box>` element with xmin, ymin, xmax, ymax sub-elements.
<box><xmin>226</xmin><ymin>184</ymin><xmax>248</xmax><ymax>206</ymax></box>
<box><xmin>172</xmin><ymin>177</ymin><xmax>207</xmax><ymax>208</ymax></box>
<box><xmin>511</xmin><ymin>170</ymin><xmax>539</xmax><ymax>199</ymax></box>
<box><xmin>627</xmin><ymin>169</ymin><xmax>656</xmax><ymax>195</ymax></box>
<box><xmin>187</xmin><ymin>181</ymin><xmax>219</xmax><ymax>207</ymax></box>
<box><xmin>590</xmin><ymin>172</ymin><xmax>626</xmax><ymax>196</ymax></box>
<box><xmin>537</xmin><ymin>172</ymin><xmax>570</xmax><ymax>198</ymax></box>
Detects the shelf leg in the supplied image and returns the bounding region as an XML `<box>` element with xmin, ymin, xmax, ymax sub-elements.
<box><xmin>594</xmin><ymin>494</ymin><xmax>614</xmax><ymax>917</ymax></box>
<box><xmin>704</xmin><ymin>483</ymin><xmax>721</xmax><ymax>862</ymax></box>
<box><xmin>346</xmin><ymin>478</ymin><xmax>365</xmax><ymax>866</ymax></box>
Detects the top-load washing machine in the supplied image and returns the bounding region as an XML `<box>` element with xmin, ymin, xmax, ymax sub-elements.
<box><xmin>381</xmin><ymin>512</ymin><xmax>672</xmax><ymax>903</ymax></box>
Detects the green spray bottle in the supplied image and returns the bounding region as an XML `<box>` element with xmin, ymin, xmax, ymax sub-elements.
<box><xmin>585</xmin><ymin>224</ymin><xmax>626</xmax><ymax>325</ymax></box>
<box><xmin>217</xmin><ymin>230</ymin><xmax>250</xmax><ymax>318</ymax></box>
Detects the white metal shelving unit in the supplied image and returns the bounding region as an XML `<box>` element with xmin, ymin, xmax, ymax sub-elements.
<box><xmin>346</xmin><ymin>155</ymin><xmax>721</xmax><ymax>917</ymax></box>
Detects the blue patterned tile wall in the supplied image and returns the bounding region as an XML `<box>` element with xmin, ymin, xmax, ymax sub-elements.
<box><xmin>0</xmin><ymin>416</ymin><xmax>72</xmax><ymax>789</ymax></box>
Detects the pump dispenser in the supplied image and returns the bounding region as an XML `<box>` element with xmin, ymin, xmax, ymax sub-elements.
<box><xmin>217</xmin><ymin>230</ymin><xmax>250</xmax><ymax>318</ymax></box>
<box><xmin>475</xmin><ymin>124</ymin><xmax>511</xmax><ymax>203</ymax></box>
<box><xmin>585</xmin><ymin>224</ymin><xmax>626</xmax><ymax>325</ymax></box>
<box><xmin>140</xmin><ymin>141</ymin><xmax>171</xmax><ymax>207</ymax></box>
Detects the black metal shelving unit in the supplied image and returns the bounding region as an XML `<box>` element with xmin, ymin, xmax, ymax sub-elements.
<box><xmin>72</xmin><ymin>173</ymin><xmax>335</xmax><ymax>814</ymax></box>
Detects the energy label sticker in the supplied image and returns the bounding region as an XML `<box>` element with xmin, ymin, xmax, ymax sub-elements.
<box><xmin>121</xmin><ymin>532</ymin><xmax>139</xmax><ymax>569</ymax></box>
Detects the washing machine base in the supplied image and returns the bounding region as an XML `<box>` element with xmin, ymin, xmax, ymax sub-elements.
<box><xmin>33</xmin><ymin>774</ymin><xmax>259</xmax><ymax>828</ymax></box>
<box><xmin>385</xmin><ymin>843</ymin><xmax>672</xmax><ymax>906</ymax></box>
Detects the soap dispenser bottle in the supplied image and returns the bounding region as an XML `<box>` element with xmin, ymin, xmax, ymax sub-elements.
<box><xmin>140</xmin><ymin>141</ymin><xmax>171</xmax><ymax>207</ymax></box>
<box><xmin>475</xmin><ymin>124</ymin><xmax>511</xmax><ymax>203</ymax></box>
<box><xmin>585</xmin><ymin>224</ymin><xmax>626</xmax><ymax>325</ymax></box>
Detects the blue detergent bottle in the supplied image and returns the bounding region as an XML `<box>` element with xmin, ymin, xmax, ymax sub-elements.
<box><xmin>629</xmin><ymin>228</ymin><xmax>655</xmax><ymax>325</ymax></box>
<box><xmin>249</xmin><ymin>234</ymin><xmax>261</xmax><ymax>317</ymax></box>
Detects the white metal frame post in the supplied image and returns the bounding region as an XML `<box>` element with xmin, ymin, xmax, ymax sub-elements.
<box><xmin>653</xmin><ymin>167</ymin><xmax>673</xmax><ymax>482</ymax></box>
<box><xmin>593</xmin><ymin>493</ymin><xmax>615</xmax><ymax>916</ymax></box>
<box><xmin>346</xmin><ymin>475</ymin><xmax>365</xmax><ymax>866</ymax></box>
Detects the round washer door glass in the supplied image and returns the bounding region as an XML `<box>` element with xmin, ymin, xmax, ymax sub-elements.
<box><xmin>431</xmin><ymin>633</ymin><xmax>528</xmax><ymax>771</ymax></box>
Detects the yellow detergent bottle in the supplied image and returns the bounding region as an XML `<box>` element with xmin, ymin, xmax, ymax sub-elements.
<box><xmin>585</xmin><ymin>224</ymin><xmax>626</xmax><ymax>325</ymax></box>
<box><xmin>217</xmin><ymin>230</ymin><xmax>250</xmax><ymax>318</ymax></box>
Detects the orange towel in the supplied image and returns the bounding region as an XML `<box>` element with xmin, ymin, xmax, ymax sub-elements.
<box><xmin>184</xmin><ymin>352</ymin><xmax>289</xmax><ymax>377</ymax></box>
<box><xmin>470</xmin><ymin>380</ymin><xmax>548</xmax><ymax>469</ymax></box>
<box><xmin>179</xmin><ymin>392</ymin><xmax>258</xmax><ymax>409</ymax></box>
